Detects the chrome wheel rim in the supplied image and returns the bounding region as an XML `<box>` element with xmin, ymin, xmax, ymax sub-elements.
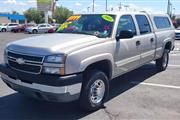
<box><xmin>90</xmin><ymin>79</ymin><xmax>105</xmax><ymax>104</ymax></box>
<box><xmin>163</xmin><ymin>52</ymin><xmax>168</xmax><ymax>68</ymax></box>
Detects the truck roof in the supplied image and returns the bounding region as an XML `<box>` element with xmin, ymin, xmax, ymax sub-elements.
<box><xmin>75</xmin><ymin>11</ymin><xmax>169</xmax><ymax>17</ymax></box>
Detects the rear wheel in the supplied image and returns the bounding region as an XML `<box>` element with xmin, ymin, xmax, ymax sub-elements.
<box><xmin>80</xmin><ymin>70</ymin><xmax>109</xmax><ymax>111</ymax></box>
<box><xmin>156</xmin><ymin>50</ymin><xmax>169</xmax><ymax>71</ymax></box>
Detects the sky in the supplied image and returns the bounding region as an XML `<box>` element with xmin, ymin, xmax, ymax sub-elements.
<box><xmin>0</xmin><ymin>0</ymin><xmax>180</xmax><ymax>15</ymax></box>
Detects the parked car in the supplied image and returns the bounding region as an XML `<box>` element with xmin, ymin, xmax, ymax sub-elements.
<box><xmin>0</xmin><ymin>23</ymin><xmax>19</xmax><ymax>32</ymax></box>
<box><xmin>0</xmin><ymin>12</ymin><xmax>175</xmax><ymax>111</ymax></box>
<box><xmin>48</xmin><ymin>28</ymin><xmax>56</xmax><ymax>33</ymax></box>
<box><xmin>11</xmin><ymin>24</ymin><xmax>36</xmax><ymax>33</ymax></box>
<box><xmin>51</xmin><ymin>23</ymin><xmax>60</xmax><ymax>31</ymax></box>
<box><xmin>175</xmin><ymin>27</ymin><xmax>180</xmax><ymax>40</ymax></box>
<box><xmin>11</xmin><ymin>24</ymin><xmax>25</xmax><ymax>33</ymax></box>
<box><xmin>25</xmin><ymin>23</ymin><xmax>54</xmax><ymax>34</ymax></box>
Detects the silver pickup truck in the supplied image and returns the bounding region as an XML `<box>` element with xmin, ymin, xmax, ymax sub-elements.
<box><xmin>0</xmin><ymin>12</ymin><xmax>175</xmax><ymax>111</ymax></box>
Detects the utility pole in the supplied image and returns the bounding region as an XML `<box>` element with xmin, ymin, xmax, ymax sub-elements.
<box><xmin>167</xmin><ymin>0</ymin><xmax>171</xmax><ymax>15</ymax></box>
<box><xmin>92</xmin><ymin>0</ymin><xmax>95</xmax><ymax>12</ymax></box>
<box><xmin>170</xmin><ymin>3</ymin><xmax>172</xmax><ymax>17</ymax></box>
<box><xmin>105</xmin><ymin>0</ymin><xmax>108</xmax><ymax>12</ymax></box>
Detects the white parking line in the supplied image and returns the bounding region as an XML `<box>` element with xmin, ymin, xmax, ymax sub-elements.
<box><xmin>173</xmin><ymin>48</ymin><xmax>180</xmax><ymax>51</ymax></box>
<box><xmin>131</xmin><ymin>82</ymin><xmax>180</xmax><ymax>89</ymax></box>
<box><xmin>170</xmin><ymin>53</ymin><xmax>180</xmax><ymax>56</ymax></box>
<box><xmin>168</xmin><ymin>64</ymin><xmax>180</xmax><ymax>68</ymax></box>
<box><xmin>175</xmin><ymin>43</ymin><xmax>180</xmax><ymax>46</ymax></box>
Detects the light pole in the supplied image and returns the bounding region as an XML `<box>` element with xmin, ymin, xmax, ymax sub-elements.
<box><xmin>173</xmin><ymin>8</ymin><xmax>176</xmax><ymax>16</ymax></box>
<box><xmin>92</xmin><ymin>0</ymin><xmax>95</xmax><ymax>12</ymax></box>
<box><xmin>87</xmin><ymin>7</ymin><xmax>90</xmax><ymax>13</ymax></box>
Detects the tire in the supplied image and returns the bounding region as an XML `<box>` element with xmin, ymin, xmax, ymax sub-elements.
<box><xmin>156</xmin><ymin>50</ymin><xmax>169</xmax><ymax>71</ymax></box>
<box><xmin>80</xmin><ymin>70</ymin><xmax>109</xmax><ymax>111</ymax></box>
<box><xmin>32</xmin><ymin>29</ymin><xmax>38</xmax><ymax>34</ymax></box>
<box><xmin>2</xmin><ymin>28</ymin><xmax>6</xmax><ymax>32</ymax></box>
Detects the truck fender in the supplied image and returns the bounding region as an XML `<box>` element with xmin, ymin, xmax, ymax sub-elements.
<box><xmin>79</xmin><ymin>53</ymin><xmax>114</xmax><ymax>77</ymax></box>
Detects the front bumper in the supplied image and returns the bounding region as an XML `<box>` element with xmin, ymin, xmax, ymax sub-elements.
<box><xmin>0</xmin><ymin>64</ymin><xmax>83</xmax><ymax>102</ymax></box>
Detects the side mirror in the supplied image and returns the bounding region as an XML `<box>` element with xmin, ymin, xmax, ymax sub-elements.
<box><xmin>116</xmin><ymin>30</ymin><xmax>134</xmax><ymax>41</ymax></box>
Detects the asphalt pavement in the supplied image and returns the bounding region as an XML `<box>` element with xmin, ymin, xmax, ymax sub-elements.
<box><xmin>0</xmin><ymin>33</ymin><xmax>180</xmax><ymax>120</ymax></box>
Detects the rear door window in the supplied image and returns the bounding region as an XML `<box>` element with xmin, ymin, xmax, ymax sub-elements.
<box><xmin>135</xmin><ymin>15</ymin><xmax>152</xmax><ymax>34</ymax></box>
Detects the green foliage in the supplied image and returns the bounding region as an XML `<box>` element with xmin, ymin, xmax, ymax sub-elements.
<box><xmin>53</xmin><ymin>6</ymin><xmax>73</xmax><ymax>23</ymax></box>
<box><xmin>171</xmin><ymin>15</ymin><xmax>176</xmax><ymax>20</ymax></box>
<box><xmin>24</xmin><ymin>8</ymin><xmax>45</xmax><ymax>24</ymax></box>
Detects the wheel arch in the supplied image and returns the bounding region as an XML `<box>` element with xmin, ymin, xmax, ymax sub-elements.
<box><xmin>80</xmin><ymin>53</ymin><xmax>114</xmax><ymax>80</ymax></box>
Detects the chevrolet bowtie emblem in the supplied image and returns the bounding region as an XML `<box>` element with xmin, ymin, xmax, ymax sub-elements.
<box><xmin>16</xmin><ymin>58</ymin><xmax>25</xmax><ymax>65</ymax></box>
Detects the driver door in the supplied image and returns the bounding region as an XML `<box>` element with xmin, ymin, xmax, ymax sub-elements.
<box><xmin>114</xmin><ymin>15</ymin><xmax>141</xmax><ymax>76</ymax></box>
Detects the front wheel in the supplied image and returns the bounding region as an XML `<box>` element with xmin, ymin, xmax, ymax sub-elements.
<box><xmin>2</xmin><ymin>28</ymin><xmax>6</xmax><ymax>32</ymax></box>
<box><xmin>156</xmin><ymin>50</ymin><xmax>169</xmax><ymax>71</ymax></box>
<box><xmin>32</xmin><ymin>29</ymin><xmax>38</xmax><ymax>34</ymax></box>
<box><xmin>80</xmin><ymin>70</ymin><xmax>109</xmax><ymax>112</ymax></box>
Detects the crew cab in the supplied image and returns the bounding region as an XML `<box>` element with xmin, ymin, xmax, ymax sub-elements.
<box><xmin>0</xmin><ymin>12</ymin><xmax>175</xmax><ymax>111</ymax></box>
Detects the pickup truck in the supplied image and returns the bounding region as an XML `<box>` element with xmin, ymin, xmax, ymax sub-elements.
<box><xmin>0</xmin><ymin>12</ymin><xmax>175</xmax><ymax>111</ymax></box>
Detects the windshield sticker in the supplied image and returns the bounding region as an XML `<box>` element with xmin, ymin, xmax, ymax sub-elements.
<box><xmin>104</xmin><ymin>25</ymin><xmax>110</xmax><ymax>30</ymax></box>
<box><xmin>67</xmin><ymin>15</ymin><xmax>81</xmax><ymax>21</ymax></box>
<box><xmin>58</xmin><ymin>22</ymin><xmax>72</xmax><ymax>30</ymax></box>
<box><xmin>102</xmin><ymin>15</ymin><xmax>114</xmax><ymax>22</ymax></box>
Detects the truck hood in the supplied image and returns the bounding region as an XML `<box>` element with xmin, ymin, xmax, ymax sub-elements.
<box><xmin>7</xmin><ymin>33</ymin><xmax>106</xmax><ymax>55</ymax></box>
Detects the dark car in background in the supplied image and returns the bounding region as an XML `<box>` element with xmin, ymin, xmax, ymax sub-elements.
<box><xmin>11</xmin><ymin>23</ymin><xmax>36</xmax><ymax>33</ymax></box>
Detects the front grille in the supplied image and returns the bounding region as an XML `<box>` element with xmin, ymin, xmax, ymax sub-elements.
<box><xmin>8</xmin><ymin>60</ymin><xmax>41</xmax><ymax>73</ymax></box>
<box><xmin>7</xmin><ymin>51</ymin><xmax>44</xmax><ymax>74</ymax></box>
<box><xmin>7</xmin><ymin>51</ymin><xmax>43</xmax><ymax>62</ymax></box>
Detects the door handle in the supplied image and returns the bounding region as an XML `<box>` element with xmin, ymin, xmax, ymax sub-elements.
<box><xmin>150</xmin><ymin>38</ymin><xmax>154</xmax><ymax>43</ymax></box>
<box><xmin>136</xmin><ymin>41</ymin><xmax>141</xmax><ymax>46</ymax></box>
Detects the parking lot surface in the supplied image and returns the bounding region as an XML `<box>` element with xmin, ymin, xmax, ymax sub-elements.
<box><xmin>0</xmin><ymin>33</ymin><xmax>180</xmax><ymax>120</ymax></box>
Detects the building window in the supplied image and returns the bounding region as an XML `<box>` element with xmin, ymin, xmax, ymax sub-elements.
<box><xmin>19</xmin><ymin>20</ymin><xmax>25</xmax><ymax>24</ymax></box>
<box><xmin>11</xmin><ymin>19</ymin><xmax>16</xmax><ymax>23</ymax></box>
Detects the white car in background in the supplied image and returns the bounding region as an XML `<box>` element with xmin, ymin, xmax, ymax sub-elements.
<box><xmin>25</xmin><ymin>23</ymin><xmax>54</xmax><ymax>34</ymax></box>
<box><xmin>175</xmin><ymin>27</ymin><xmax>180</xmax><ymax>40</ymax></box>
<box><xmin>0</xmin><ymin>23</ymin><xmax>19</xmax><ymax>32</ymax></box>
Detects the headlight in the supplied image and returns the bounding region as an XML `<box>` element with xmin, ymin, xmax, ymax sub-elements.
<box><xmin>44</xmin><ymin>55</ymin><xmax>65</xmax><ymax>63</ymax></box>
<box><xmin>43</xmin><ymin>54</ymin><xmax>66</xmax><ymax>75</ymax></box>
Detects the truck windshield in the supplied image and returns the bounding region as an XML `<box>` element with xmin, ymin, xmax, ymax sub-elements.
<box><xmin>57</xmin><ymin>14</ymin><xmax>116</xmax><ymax>38</ymax></box>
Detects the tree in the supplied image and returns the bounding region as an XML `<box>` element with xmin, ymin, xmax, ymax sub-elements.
<box><xmin>12</xmin><ymin>11</ymin><xmax>19</xmax><ymax>15</ymax></box>
<box><xmin>53</xmin><ymin>6</ymin><xmax>73</xmax><ymax>23</ymax></box>
<box><xmin>24</xmin><ymin>8</ymin><xmax>44</xmax><ymax>24</ymax></box>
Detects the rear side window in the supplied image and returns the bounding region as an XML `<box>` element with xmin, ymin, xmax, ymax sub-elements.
<box><xmin>154</xmin><ymin>17</ymin><xmax>171</xmax><ymax>29</ymax></box>
<box><xmin>135</xmin><ymin>15</ymin><xmax>151</xmax><ymax>34</ymax></box>
<box><xmin>39</xmin><ymin>25</ymin><xmax>46</xmax><ymax>27</ymax></box>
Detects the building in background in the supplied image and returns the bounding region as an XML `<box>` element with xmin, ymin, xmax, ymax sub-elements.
<box><xmin>0</xmin><ymin>14</ymin><xmax>27</xmax><ymax>24</ymax></box>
